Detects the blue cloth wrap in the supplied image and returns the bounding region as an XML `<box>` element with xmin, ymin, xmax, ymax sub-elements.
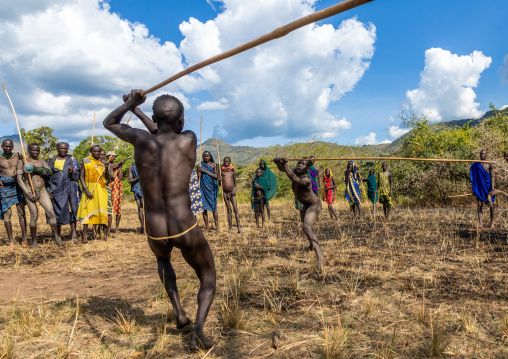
<box><xmin>46</xmin><ymin>156</ymin><xmax>80</xmax><ymax>225</ymax></box>
<box><xmin>470</xmin><ymin>162</ymin><xmax>495</xmax><ymax>203</ymax></box>
<box><xmin>200</xmin><ymin>160</ymin><xmax>218</xmax><ymax>212</ymax></box>
<box><xmin>0</xmin><ymin>175</ymin><xmax>25</xmax><ymax>219</ymax></box>
<box><xmin>130</xmin><ymin>162</ymin><xmax>143</xmax><ymax>204</ymax></box>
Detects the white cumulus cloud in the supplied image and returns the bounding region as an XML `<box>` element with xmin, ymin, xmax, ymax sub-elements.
<box><xmin>197</xmin><ymin>98</ymin><xmax>229</xmax><ymax>110</ymax></box>
<box><xmin>405</xmin><ymin>48</ymin><xmax>491</xmax><ymax>122</ymax></box>
<box><xmin>0</xmin><ymin>0</ymin><xmax>376</xmax><ymax>143</ymax></box>
<box><xmin>355</xmin><ymin>132</ymin><xmax>377</xmax><ymax>146</ymax></box>
<box><xmin>388</xmin><ymin>125</ymin><xmax>410</xmax><ymax>138</ymax></box>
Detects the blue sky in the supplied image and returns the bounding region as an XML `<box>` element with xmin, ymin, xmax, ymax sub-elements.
<box><xmin>0</xmin><ymin>0</ymin><xmax>506</xmax><ymax>147</ymax></box>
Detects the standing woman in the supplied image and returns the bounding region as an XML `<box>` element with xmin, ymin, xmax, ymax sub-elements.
<box><xmin>198</xmin><ymin>151</ymin><xmax>219</xmax><ymax>232</ymax></box>
<box><xmin>258</xmin><ymin>159</ymin><xmax>277</xmax><ymax>220</ymax></box>
<box><xmin>363</xmin><ymin>169</ymin><xmax>378</xmax><ymax>218</ymax></box>
<box><xmin>322</xmin><ymin>168</ymin><xmax>338</xmax><ymax>220</ymax></box>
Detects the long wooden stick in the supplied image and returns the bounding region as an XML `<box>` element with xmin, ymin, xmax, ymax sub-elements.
<box><xmin>216</xmin><ymin>138</ymin><xmax>228</xmax><ymax>229</ymax></box>
<box><xmin>91</xmin><ymin>112</ymin><xmax>96</xmax><ymax>147</ymax></box>
<box><xmin>2</xmin><ymin>83</ymin><xmax>36</xmax><ymax>196</ymax></box>
<box><xmin>448</xmin><ymin>193</ymin><xmax>472</xmax><ymax>198</ymax></box>
<box><xmin>281</xmin><ymin>157</ymin><xmax>494</xmax><ymax>164</ymax></box>
<box><xmin>140</xmin><ymin>0</ymin><xmax>374</xmax><ymax>96</ymax></box>
<box><xmin>199</xmin><ymin>117</ymin><xmax>202</xmax><ymax>184</ymax></box>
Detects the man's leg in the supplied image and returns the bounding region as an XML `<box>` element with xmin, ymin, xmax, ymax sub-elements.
<box><xmin>39</xmin><ymin>190</ymin><xmax>64</xmax><ymax>246</ymax></box>
<box><xmin>115</xmin><ymin>214</ymin><xmax>121</xmax><ymax>234</ymax></box>
<box><xmin>136</xmin><ymin>199</ymin><xmax>144</xmax><ymax>234</ymax></box>
<box><xmin>477</xmin><ymin>200</ymin><xmax>484</xmax><ymax>229</ymax></box>
<box><xmin>489</xmin><ymin>205</ymin><xmax>495</xmax><ymax>229</ymax></box>
<box><xmin>230</xmin><ymin>195</ymin><xmax>242</xmax><ymax>232</ymax></box>
<box><xmin>202</xmin><ymin>210</ymin><xmax>209</xmax><ymax>231</ymax></box>
<box><xmin>329</xmin><ymin>204</ymin><xmax>338</xmax><ymax>220</ymax></box>
<box><xmin>260</xmin><ymin>199</ymin><xmax>265</xmax><ymax>228</ymax></box>
<box><xmin>212</xmin><ymin>211</ymin><xmax>219</xmax><ymax>232</ymax></box>
<box><xmin>157</xmin><ymin>254</ymin><xmax>190</xmax><ymax>329</ymax></box>
<box><xmin>179</xmin><ymin>234</ymin><xmax>216</xmax><ymax>350</ymax></box>
<box><xmin>26</xmin><ymin>199</ymin><xmax>39</xmax><ymax>247</ymax></box>
<box><xmin>302</xmin><ymin>201</ymin><xmax>326</xmax><ymax>265</ymax></box>
<box><xmin>82</xmin><ymin>224</ymin><xmax>89</xmax><ymax>243</ymax></box>
<box><xmin>265</xmin><ymin>201</ymin><xmax>271</xmax><ymax>220</ymax></box>
<box><xmin>3</xmin><ymin>208</ymin><xmax>14</xmax><ymax>246</ymax></box>
<box><xmin>223</xmin><ymin>194</ymin><xmax>233</xmax><ymax>231</ymax></box>
<box><xmin>107</xmin><ymin>214</ymin><xmax>113</xmax><ymax>237</ymax></box>
<box><xmin>16</xmin><ymin>203</ymin><xmax>27</xmax><ymax>243</ymax></box>
<box><xmin>357</xmin><ymin>203</ymin><xmax>362</xmax><ymax>221</ymax></box>
<box><xmin>69</xmin><ymin>221</ymin><xmax>78</xmax><ymax>243</ymax></box>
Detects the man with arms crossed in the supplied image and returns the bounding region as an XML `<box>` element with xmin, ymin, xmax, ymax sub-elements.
<box><xmin>104</xmin><ymin>90</ymin><xmax>216</xmax><ymax>351</ymax></box>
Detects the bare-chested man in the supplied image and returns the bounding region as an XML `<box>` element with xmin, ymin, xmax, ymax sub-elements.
<box><xmin>470</xmin><ymin>149</ymin><xmax>495</xmax><ymax>229</ymax></box>
<box><xmin>273</xmin><ymin>158</ymin><xmax>326</xmax><ymax>266</ymax></box>
<box><xmin>17</xmin><ymin>144</ymin><xmax>63</xmax><ymax>247</ymax></box>
<box><xmin>220</xmin><ymin>157</ymin><xmax>241</xmax><ymax>233</ymax></box>
<box><xmin>104</xmin><ymin>90</ymin><xmax>216</xmax><ymax>351</ymax></box>
<box><xmin>0</xmin><ymin>139</ymin><xmax>27</xmax><ymax>247</ymax></box>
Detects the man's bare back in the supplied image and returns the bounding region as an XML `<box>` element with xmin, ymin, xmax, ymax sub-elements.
<box><xmin>103</xmin><ymin>90</ymin><xmax>216</xmax><ymax>351</ymax></box>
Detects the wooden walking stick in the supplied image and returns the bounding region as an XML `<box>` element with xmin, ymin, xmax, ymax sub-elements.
<box><xmin>199</xmin><ymin>117</ymin><xmax>202</xmax><ymax>184</ymax></box>
<box><xmin>2</xmin><ymin>83</ymin><xmax>36</xmax><ymax>196</ymax></box>
<box><xmin>281</xmin><ymin>157</ymin><xmax>494</xmax><ymax>164</ymax></box>
<box><xmin>139</xmin><ymin>0</ymin><xmax>374</xmax><ymax>96</ymax></box>
<box><xmin>216</xmin><ymin>138</ymin><xmax>228</xmax><ymax>229</ymax></box>
<box><xmin>91</xmin><ymin>112</ymin><xmax>96</xmax><ymax>147</ymax></box>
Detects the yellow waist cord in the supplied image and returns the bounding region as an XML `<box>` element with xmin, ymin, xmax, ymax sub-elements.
<box><xmin>147</xmin><ymin>222</ymin><xmax>198</xmax><ymax>240</ymax></box>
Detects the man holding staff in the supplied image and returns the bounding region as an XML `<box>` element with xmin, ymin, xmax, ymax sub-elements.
<box><xmin>0</xmin><ymin>139</ymin><xmax>27</xmax><ymax>247</ymax></box>
<box><xmin>104</xmin><ymin>90</ymin><xmax>216</xmax><ymax>351</ymax></box>
<box><xmin>77</xmin><ymin>145</ymin><xmax>110</xmax><ymax>242</ymax></box>
<box><xmin>273</xmin><ymin>157</ymin><xmax>326</xmax><ymax>266</ymax></box>
<box><xmin>17</xmin><ymin>144</ymin><xmax>63</xmax><ymax>247</ymax></box>
<box><xmin>47</xmin><ymin>142</ymin><xmax>80</xmax><ymax>242</ymax></box>
<box><xmin>471</xmin><ymin>149</ymin><xmax>495</xmax><ymax>229</ymax></box>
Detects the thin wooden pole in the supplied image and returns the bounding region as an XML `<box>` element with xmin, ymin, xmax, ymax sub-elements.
<box><xmin>199</xmin><ymin>117</ymin><xmax>202</xmax><ymax>184</ymax></box>
<box><xmin>1</xmin><ymin>83</ymin><xmax>36</xmax><ymax>196</ymax></box>
<box><xmin>91</xmin><ymin>112</ymin><xmax>96</xmax><ymax>147</ymax></box>
<box><xmin>281</xmin><ymin>157</ymin><xmax>494</xmax><ymax>164</ymax></box>
<box><xmin>140</xmin><ymin>0</ymin><xmax>374</xmax><ymax>96</ymax></box>
<box><xmin>448</xmin><ymin>193</ymin><xmax>472</xmax><ymax>198</ymax></box>
<box><xmin>216</xmin><ymin>138</ymin><xmax>228</xmax><ymax>230</ymax></box>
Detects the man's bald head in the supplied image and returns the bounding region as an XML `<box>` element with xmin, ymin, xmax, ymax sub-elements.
<box><xmin>152</xmin><ymin>95</ymin><xmax>184</xmax><ymax>129</ymax></box>
<box><xmin>2</xmin><ymin>139</ymin><xmax>13</xmax><ymax>147</ymax></box>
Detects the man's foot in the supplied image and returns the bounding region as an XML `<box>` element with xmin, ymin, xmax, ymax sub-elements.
<box><xmin>176</xmin><ymin>317</ymin><xmax>191</xmax><ymax>330</ymax></box>
<box><xmin>215</xmin><ymin>227</ymin><xmax>219</xmax><ymax>233</ymax></box>
<box><xmin>21</xmin><ymin>241</ymin><xmax>28</xmax><ymax>247</ymax></box>
<box><xmin>8</xmin><ymin>242</ymin><xmax>15</xmax><ymax>249</ymax></box>
<box><xmin>238</xmin><ymin>227</ymin><xmax>242</xmax><ymax>233</ymax></box>
<box><xmin>189</xmin><ymin>332</ymin><xmax>216</xmax><ymax>351</ymax></box>
<box><xmin>82</xmin><ymin>237</ymin><xmax>88</xmax><ymax>244</ymax></box>
<box><xmin>53</xmin><ymin>237</ymin><xmax>65</xmax><ymax>246</ymax></box>
<box><xmin>71</xmin><ymin>235</ymin><xmax>79</xmax><ymax>244</ymax></box>
<box><xmin>228</xmin><ymin>227</ymin><xmax>234</xmax><ymax>233</ymax></box>
<box><xmin>30</xmin><ymin>241</ymin><xmax>39</xmax><ymax>248</ymax></box>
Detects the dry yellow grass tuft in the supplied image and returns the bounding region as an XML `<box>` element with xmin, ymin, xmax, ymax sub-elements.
<box><xmin>0</xmin><ymin>200</ymin><xmax>508</xmax><ymax>357</ymax></box>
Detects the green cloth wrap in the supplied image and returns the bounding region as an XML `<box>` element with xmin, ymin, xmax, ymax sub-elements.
<box><xmin>367</xmin><ymin>173</ymin><xmax>378</xmax><ymax>204</ymax></box>
<box><xmin>33</xmin><ymin>167</ymin><xmax>52</xmax><ymax>176</ymax></box>
<box><xmin>259</xmin><ymin>160</ymin><xmax>278</xmax><ymax>201</ymax></box>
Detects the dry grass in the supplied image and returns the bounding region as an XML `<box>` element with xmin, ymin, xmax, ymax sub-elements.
<box><xmin>1</xmin><ymin>200</ymin><xmax>508</xmax><ymax>358</ymax></box>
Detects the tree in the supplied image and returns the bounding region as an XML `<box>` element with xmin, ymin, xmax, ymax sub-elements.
<box><xmin>20</xmin><ymin>126</ymin><xmax>59</xmax><ymax>159</ymax></box>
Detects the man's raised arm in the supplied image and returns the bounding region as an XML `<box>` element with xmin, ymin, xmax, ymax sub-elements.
<box><xmin>103</xmin><ymin>89</ymin><xmax>147</xmax><ymax>145</ymax></box>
